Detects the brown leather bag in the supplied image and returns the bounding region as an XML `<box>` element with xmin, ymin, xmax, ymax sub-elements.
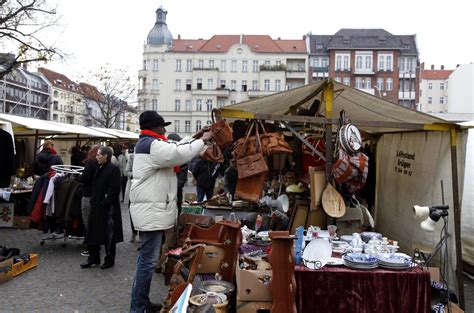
<box><xmin>236</xmin><ymin>121</ymin><xmax>268</xmax><ymax>179</ymax></box>
<box><xmin>200</xmin><ymin>142</ymin><xmax>224</xmax><ymax>163</ymax></box>
<box><xmin>259</xmin><ymin>121</ymin><xmax>293</xmax><ymax>155</ymax></box>
<box><xmin>235</xmin><ymin>171</ymin><xmax>268</xmax><ymax>203</ymax></box>
<box><xmin>211</xmin><ymin>119</ymin><xmax>233</xmax><ymax>148</ymax></box>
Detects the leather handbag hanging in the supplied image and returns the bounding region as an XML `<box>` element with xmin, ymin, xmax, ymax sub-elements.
<box><xmin>235</xmin><ymin>171</ymin><xmax>268</xmax><ymax>203</ymax></box>
<box><xmin>258</xmin><ymin>121</ymin><xmax>293</xmax><ymax>155</ymax></box>
<box><xmin>210</xmin><ymin>110</ymin><xmax>233</xmax><ymax>148</ymax></box>
<box><xmin>200</xmin><ymin>142</ymin><xmax>224</xmax><ymax>163</ymax></box>
<box><xmin>236</xmin><ymin>121</ymin><xmax>268</xmax><ymax>179</ymax></box>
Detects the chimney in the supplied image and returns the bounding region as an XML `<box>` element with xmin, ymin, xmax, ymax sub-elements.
<box><xmin>420</xmin><ymin>62</ymin><xmax>425</xmax><ymax>70</ymax></box>
<box><xmin>303</xmin><ymin>35</ymin><xmax>306</xmax><ymax>40</ymax></box>
<box><xmin>441</xmin><ymin>65</ymin><xmax>444</xmax><ymax>70</ymax></box>
<box><xmin>178</xmin><ymin>34</ymin><xmax>181</xmax><ymax>40</ymax></box>
<box><xmin>278</xmin><ymin>37</ymin><xmax>281</xmax><ymax>40</ymax></box>
<box><xmin>457</xmin><ymin>64</ymin><xmax>460</xmax><ymax>68</ymax></box>
<box><xmin>431</xmin><ymin>64</ymin><xmax>434</xmax><ymax>70</ymax></box>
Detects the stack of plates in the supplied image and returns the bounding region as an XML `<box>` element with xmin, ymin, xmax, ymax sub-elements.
<box><xmin>343</xmin><ymin>253</ymin><xmax>378</xmax><ymax>269</ymax></box>
<box><xmin>340</xmin><ymin>235</ymin><xmax>354</xmax><ymax>244</ymax></box>
<box><xmin>377</xmin><ymin>254</ymin><xmax>412</xmax><ymax>270</ymax></box>
<box><xmin>361</xmin><ymin>232</ymin><xmax>382</xmax><ymax>243</ymax></box>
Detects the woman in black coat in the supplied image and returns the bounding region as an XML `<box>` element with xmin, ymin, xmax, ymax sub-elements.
<box><xmin>81</xmin><ymin>146</ymin><xmax>123</xmax><ymax>269</ymax></box>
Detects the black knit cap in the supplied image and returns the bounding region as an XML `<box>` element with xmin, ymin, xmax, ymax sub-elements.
<box><xmin>139</xmin><ymin>110</ymin><xmax>171</xmax><ymax>130</ymax></box>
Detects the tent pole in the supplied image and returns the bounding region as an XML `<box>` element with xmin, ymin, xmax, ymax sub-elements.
<box><xmin>450</xmin><ymin>127</ymin><xmax>464</xmax><ymax>310</ymax></box>
<box><xmin>33</xmin><ymin>129</ymin><xmax>39</xmax><ymax>159</ymax></box>
<box><xmin>323</xmin><ymin>81</ymin><xmax>334</xmax><ymax>181</ymax></box>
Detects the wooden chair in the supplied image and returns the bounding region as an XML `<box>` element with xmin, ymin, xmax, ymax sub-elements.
<box><xmin>161</xmin><ymin>241</ymin><xmax>205</xmax><ymax>313</ymax></box>
<box><xmin>181</xmin><ymin>220</ymin><xmax>242</xmax><ymax>284</ymax></box>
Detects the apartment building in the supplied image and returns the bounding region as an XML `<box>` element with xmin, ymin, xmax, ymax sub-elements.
<box><xmin>418</xmin><ymin>64</ymin><xmax>453</xmax><ymax>113</ymax></box>
<box><xmin>38</xmin><ymin>68</ymin><xmax>84</xmax><ymax>125</ymax></box>
<box><xmin>0</xmin><ymin>58</ymin><xmax>51</xmax><ymax>120</ymax></box>
<box><xmin>138</xmin><ymin>6</ymin><xmax>308</xmax><ymax>137</ymax></box>
<box><xmin>307</xmin><ymin>29</ymin><xmax>419</xmax><ymax>108</ymax></box>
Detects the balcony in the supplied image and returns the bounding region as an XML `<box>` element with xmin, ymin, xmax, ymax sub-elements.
<box><xmin>138</xmin><ymin>69</ymin><xmax>147</xmax><ymax>78</ymax></box>
<box><xmin>192</xmin><ymin>88</ymin><xmax>230</xmax><ymax>97</ymax></box>
<box><xmin>398</xmin><ymin>91</ymin><xmax>416</xmax><ymax>100</ymax></box>
<box><xmin>286</xmin><ymin>70</ymin><xmax>307</xmax><ymax>79</ymax></box>
<box><xmin>311</xmin><ymin>66</ymin><xmax>329</xmax><ymax>73</ymax></box>
<box><xmin>247</xmin><ymin>90</ymin><xmax>274</xmax><ymax>98</ymax></box>
<box><xmin>354</xmin><ymin>68</ymin><xmax>374</xmax><ymax>75</ymax></box>
<box><xmin>399</xmin><ymin>72</ymin><xmax>416</xmax><ymax>79</ymax></box>
<box><xmin>260</xmin><ymin>64</ymin><xmax>286</xmax><ymax>72</ymax></box>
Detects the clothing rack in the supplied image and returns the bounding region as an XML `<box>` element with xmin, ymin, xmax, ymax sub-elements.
<box><xmin>40</xmin><ymin>165</ymin><xmax>84</xmax><ymax>247</ymax></box>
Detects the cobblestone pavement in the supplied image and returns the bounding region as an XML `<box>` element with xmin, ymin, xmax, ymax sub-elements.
<box><xmin>0</xmin><ymin>202</ymin><xmax>168</xmax><ymax>312</ymax></box>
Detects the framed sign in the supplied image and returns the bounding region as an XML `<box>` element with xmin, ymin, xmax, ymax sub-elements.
<box><xmin>0</xmin><ymin>203</ymin><xmax>14</xmax><ymax>228</ymax></box>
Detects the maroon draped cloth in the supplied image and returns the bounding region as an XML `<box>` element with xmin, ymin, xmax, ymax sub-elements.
<box><xmin>295</xmin><ymin>265</ymin><xmax>431</xmax><ymax>313</ymax></box>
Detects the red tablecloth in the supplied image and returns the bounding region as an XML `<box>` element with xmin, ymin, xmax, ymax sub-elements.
<box><xmin>295</xmin><ymin>265</ymin><xmax>431</xmax><ymax>313</ymax></box>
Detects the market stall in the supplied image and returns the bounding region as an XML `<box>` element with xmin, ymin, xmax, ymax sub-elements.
<box><xmin>208</xmin><ymin>79</ymin><xmax>466</xmax><ymax>310</ymax></box>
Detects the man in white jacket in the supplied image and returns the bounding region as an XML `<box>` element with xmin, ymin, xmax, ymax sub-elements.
<box><xmin>129</xmin><ymin>110</ymin><xmax>211</xmax><ymax>313</ymax></box>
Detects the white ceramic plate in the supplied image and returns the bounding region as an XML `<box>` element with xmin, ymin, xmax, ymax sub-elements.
<box><xmin>302</xmin><ymin>239</ymin><xmax>332</xmax><ymax>269</ymax></box>
<box><xmin>326</xmin><ymin>257</ymin><xmax>344</xmax><ymax>266</ymax></box>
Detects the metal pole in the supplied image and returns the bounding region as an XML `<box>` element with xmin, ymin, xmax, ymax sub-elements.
<box><xmin>33</xmin><ymin>129</ymin><xmax>39</xmax><ymax>160</ymax></box>
<box><xmin>450</xmin><ymin>127</ymin><xmax>464</xmax><ymax>310</ymax></box>
<box><xmin>323</xmin><ymin>81</ymin><xmax>334</xmax><ymax>181</ymax></box>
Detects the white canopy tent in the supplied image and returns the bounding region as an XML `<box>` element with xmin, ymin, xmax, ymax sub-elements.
<box><xmin>90</xmin><ymin>127</ymin><xmax>139</xmax><ymax>139</ymax></box>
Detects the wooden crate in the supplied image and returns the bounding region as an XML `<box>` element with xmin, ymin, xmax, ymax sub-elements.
<box><xmin>12</xmin><ymin>254</ymin><xmax>38</xmax><ymax>277</ymax></box>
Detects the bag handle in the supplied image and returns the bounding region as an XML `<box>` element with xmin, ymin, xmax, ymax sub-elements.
<box><xmin>240</xmin><ymin>120</ymin><xmax>255</xmax><ymax>154</ymax></box>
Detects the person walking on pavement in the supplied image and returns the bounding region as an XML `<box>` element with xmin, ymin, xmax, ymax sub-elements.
<box><xmin>80</xmin><ymin>146</ymin><xmax>123</xmax><ymax>270</ymax></box>
<box><xmin>129</xmin><ymin>110</ymin><xmax>212</xmax><ymax>312</ymax></box>
<box><xmin>118</xmin><ymin>145</ymin><xmax>129</xmax><ymax>202</ymax></box>
<box><xmin>78</xmin><ymin>144</ymin><xmax>100</xmax><ymax>257</ymax></box>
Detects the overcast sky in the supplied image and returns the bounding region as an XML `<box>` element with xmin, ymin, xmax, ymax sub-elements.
<box><xmin>42</xmin><ymin>0</ymin><xmax>472</xmax><ymax>82</ymax></box>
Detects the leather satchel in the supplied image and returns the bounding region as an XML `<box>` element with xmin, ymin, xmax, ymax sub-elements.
<box><xmin>235</xmin><ymin>171</ymin><xmax>268</xmax><ymax>203</ymax></box>
<box><xmin>200</xmin><ymin>142</ymin><xmax>224</xmax><ymax>163</ymax></box>
<box><xmin>236</xmin><ymin>121</ymin><xmax>268</xmax><ymax>179</ymax></box>
<box><xmin>210</xmin><ymin>119</ymin><xmax>233</xmax><ymax>148</ymax></box>
<box><xmin>259</xmin><ymin>121</ymin><xmax>293</xmax><ymax>155</ymax></box>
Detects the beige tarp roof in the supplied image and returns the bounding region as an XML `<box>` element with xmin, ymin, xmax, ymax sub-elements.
<box><xmin>90</xmin><ymin>127</ymin><xmax>139</xmax><ymax>139</ymax></box>
<box><xmin>223</xmin><ymin>80</ymin><xmax>453</xmax><ymax>133</ymax></box>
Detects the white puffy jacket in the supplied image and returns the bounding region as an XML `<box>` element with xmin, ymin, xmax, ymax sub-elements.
<box><xmin>130</xmin><ymin>134</ymin><xmax>204</xmax><ymax>231</ymax></box>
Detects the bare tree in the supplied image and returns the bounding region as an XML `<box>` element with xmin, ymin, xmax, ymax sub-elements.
<box><xmin>82</xmin><ymin>64</ymin><xmax>136</xmax><ymax>129</ymax></box>
<box><xmin>0</xmin><ymin>0</ymin><xmax>64</xmax><ymax>78</ymax></box>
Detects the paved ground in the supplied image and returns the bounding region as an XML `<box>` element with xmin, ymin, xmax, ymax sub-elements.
<box><xmin>0</xmin><ymin>202</ymin><xmax>168</xmax><ymax>312</ymax></box>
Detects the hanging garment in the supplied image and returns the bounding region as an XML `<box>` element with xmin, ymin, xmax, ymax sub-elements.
<box><xmin>0</xmin><ymin>128</ymin><xmax>15</xmax><ymax>187</ymax></box>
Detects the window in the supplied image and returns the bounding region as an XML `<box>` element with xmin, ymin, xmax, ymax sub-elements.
<box><xmin>175</xmin><ymin>79</ymin><xmax>181</xmax><ymax>91</ymax></box>
<box><xmin>152</xmin><ymin>79</ymin><xmax>159</xmax><ymax>90</ymax></box>
<box><xmin>231</xmin><ymin>100</ymin><xmax>236</xmax><ymax>105</ymax></box>
<box><xmin>143</xmin><ymin>60</ymin><xmax>147</xmax><ymax>70</ymax></box>
<box><xmin>356</xmin><ymin>56</ymin><xmax>363</xmax><ymax>70</ymax></box>
<box><xmin>231</xmin><ymin>80</ymin><xmax>237</xmax><ymax>91</ymax></box>
<box><xmin>264</xmin><ymin>79</ymin><xmax>270</xmax><ymax>91</ymax></box>
<box><xmin>209</xmin><ymin>60</ymin><xmax>214</xmax><ymax>69</ymax></box>
<box><xmin>221</xmin><ymin>60</ymin><xmax>226</xmax><ymax>71</ymax></box>
<box><xmin>265</xmin><ymin>60</ymin><xmax>270</xmax><ymax>67</ymax></box>
<box><xmin>53</xmin><ymin>101</ymin><xmax>58</xmax><ymax>110</ymax></box>
<box><xmin>207</xmin><ymin>79</ymin><xmax>213</xmax><ymax>90</ymax></box>
<box><xmin>428</xmin><ymin>83</ymin><xmax>433</xmax><ymax>90</ymax></box>
<box><xmin>218</xmin><ymin>99</ymin><xmax>225</xmax><ymax>108</ymax></box>
<box><xmin>386</xmin><ymin>78</ymin><xmax>393</xmax><ymax>91</ymax></box>
<box><xmin>198</xmin><ymin>60</ymin><xmax>204</xmax><ymax>68</ymax></box>
<box><xmin>152</xmin><ymin>99</ymin><xmax>158</xmax><ymax>111</ymax></box>
<box><xmin>174</xmin><ymin>120</ymin><xmax>180</xmax><ymax>132</ymax></box>
<box><xmin>175</xmin><ymin>60</ymin><xmax>182</xmax><ymax>71</ymax></box>
<box><xmin>440</xmin><ymin>97</ymin><xmax>444</xmax><ymax>104</ymax></box>
<box><xmin>175</xmin><ymin>100</ymin><xmax>181</xmax><ymax>111</ymax></box>
<box><xmin>365</xmin><ymin>56</ymin><xmax>372</xmax><ymax>70</ymax></box>
<box><xmin>185</xmin><ymin>100</ymin><xmax>191</xmax><ymax>111</ymax></box>
<box><xmin>386</xmin><ymin>56</ymin><xmax>392</xmax><ymax>70</ymax></box>
<box><xmin>428</xmin><ymin>97</ymin><xmax>433</xmax><ymax>104</ymax></box>
<box><xmin>321</xmin><ymin>57</ymin><xmax>329</xmax><ymax>67</ymax></box>
<box><xmin>363</xmin><ymin>77</ymin><xmax>371</xmax><ymax>89</ymax></box>
<box><xmin>242</xmin><ymin>80</ymin><xmax>247</xmax><ymax>92</ymax></box>
<box><xmin>336</xmin><ymin>56</ymin><xmax>342</xmax><ymax>70</ymax></box>
<box><xmin>252</xmin><ymin>80</ymin><xmax>258</xmax><ymax>90</ymax></box>
<box><xmin>253</xmin><ymin>61</ymin><xmax>259</xmax><ymax>72</ymax></box>
<box><xmin>220</xmin><ymin>80</ymin><xmax>226</xmax><ymax>88</ymax></box>
<box><xmin>186</xmin><ymin>60</ymin><xmax>193</xmax><ymax>71</ymax></box>
<box><xmin>197</xmin><ymin>79</ymin><xmax>202</xmax><ymax>90</ymax></box>
<box><xmin>276</xmin><ymin>60</ymin><xmax>282</xmax><ymax>66</ymax></box>
<box><xmin>231</xmin><ymin>60</ymin><xmax>237</xmax><ymax>72</ymax></box>
<box><xmin>206</xmin><ymin>99</ymin><xmax>213</xmax><ymax>111</ymax></box>
<box><xmin>53</xmin><ymin>90</ymin><xmax>59</xmax><ymax>97</ymax></box>
<box><xmin>343</xmin><ymin>56</ymin><xmax>349</xmax><ymax>69</ymax></box>
<box><xmin>440</xmin><ymin>83</ymin><xmax>445</xmax><ymax>90</ymax></box>
<box><xmin>335</xmin><ymin>77</ymin><xmax>342</xmax><ymax>83</ymax></box>
<box><xmin>355</xmin><ymin>77</ymin><xmax>363</xmax><ymax>89</ymax></box>
<box><xmin>242</xmin><ymin>60</ymin><xmax>248</xmax><ymax>72</ymax></box>
<box><xmin>185</xmin><ymin>121</ymin><xmax>191</xmax><ymax>133</ymax></box>
<box><xmin>420</xmin><ymin>89</ymin><xmax>422</xmax><ymax>97</ymax></box>
<box><xmin>186</xmin><ymin>80</ymin><xmax>192</xmax><ymax>91</ymax></box>
<box><xmin>53</xmin><ymin>114</ymin><xmax>58</xmax><ymax>121</ymax></box>
<box><xmin>377</xmin><ymin>77</ymin><xmax>384</xmax><ymax>91</ymax></box>
<box><xmin>378</xmin><ymin>56</ymin><xmax>385</xmax><ymax>71</ymax></box>
<box><xmin>153</xmin><ymin>59</ymin><xmax>159</xmax><ymax>71</ymax></box>
<box><xmin>343</xmin><ymin>77</ymin><xmax>351</xmax><ymax>86</ymax></box>
<box><xmin>445</xmin><ymin>96</ymin><xmax>448</xmax><ymax>104</ymax></box>
<box><xmin>275</xmin><ymin>80</ymin><xmax>281</xmax><ymax>91</ymax></box>
<box><xmin>313</xmin><ymin>58</ymin><xmax>321</xmax><ymax>67</ymax></box>
<box><xmin>196</xmin><ymin>120</ymin><xmax>202</xmax><ymax>131</ymax></box>
<box><xmin>207</xmin><ymin>120</ymin><xmax>212</xmax><ymax>125</ymax></box>
<box><xmin>196</xmin><ymin>99</ymin><xmax>202</xmax><ymax>111</ymax></box>
<box><xmin>378</xmin><ymin>53</ymin><xmax>393</xmax><ymax>71</ymax></box>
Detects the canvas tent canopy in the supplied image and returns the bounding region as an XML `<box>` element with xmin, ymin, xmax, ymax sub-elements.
<box><xmin>90</xmin><ymin>127</ymin><xmax>139</xmax><ymax>139</ymax></box>
<box><xmin>217</xmin><ymin>79</ymin><xmax>468</xmax><ymax>309</ymax></box>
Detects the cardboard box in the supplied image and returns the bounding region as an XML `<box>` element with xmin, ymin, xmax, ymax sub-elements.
<box><xmin>236</xmin><ymin>300</ymin><xmax>272</xmax><ymax>313</ymax></box>
<box><xmin>0</xmin><ymin>258</ymin><xmax>13</xmax><ymax>284</ymax></box>
<box><xmin>197</xmin><ymin>245</ymin><xmax>225</xmax><ymax>274</ymax></box>
<box><xmin>12</xmin><ymin>253</ymin><xmax>38</xmax><ymax>277</ymax></box>
<box><xmin>445</xmin><ymin>302</ymin><xmax>464</xmax><ymax>313</ymax></box>
<box><xmin>428</xmin><ymin>266</ymin><xmax>440</xmax><ymax>282</ymax></box>
<box><xmin>236</xmin><ymin>265</ymin><xmax>273</xmax><ymax>302</ymax></box>
<box><xmin>13</xmin><ymin>216</ymin><xmax>30</xmax><ymax>229</ymax></box>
